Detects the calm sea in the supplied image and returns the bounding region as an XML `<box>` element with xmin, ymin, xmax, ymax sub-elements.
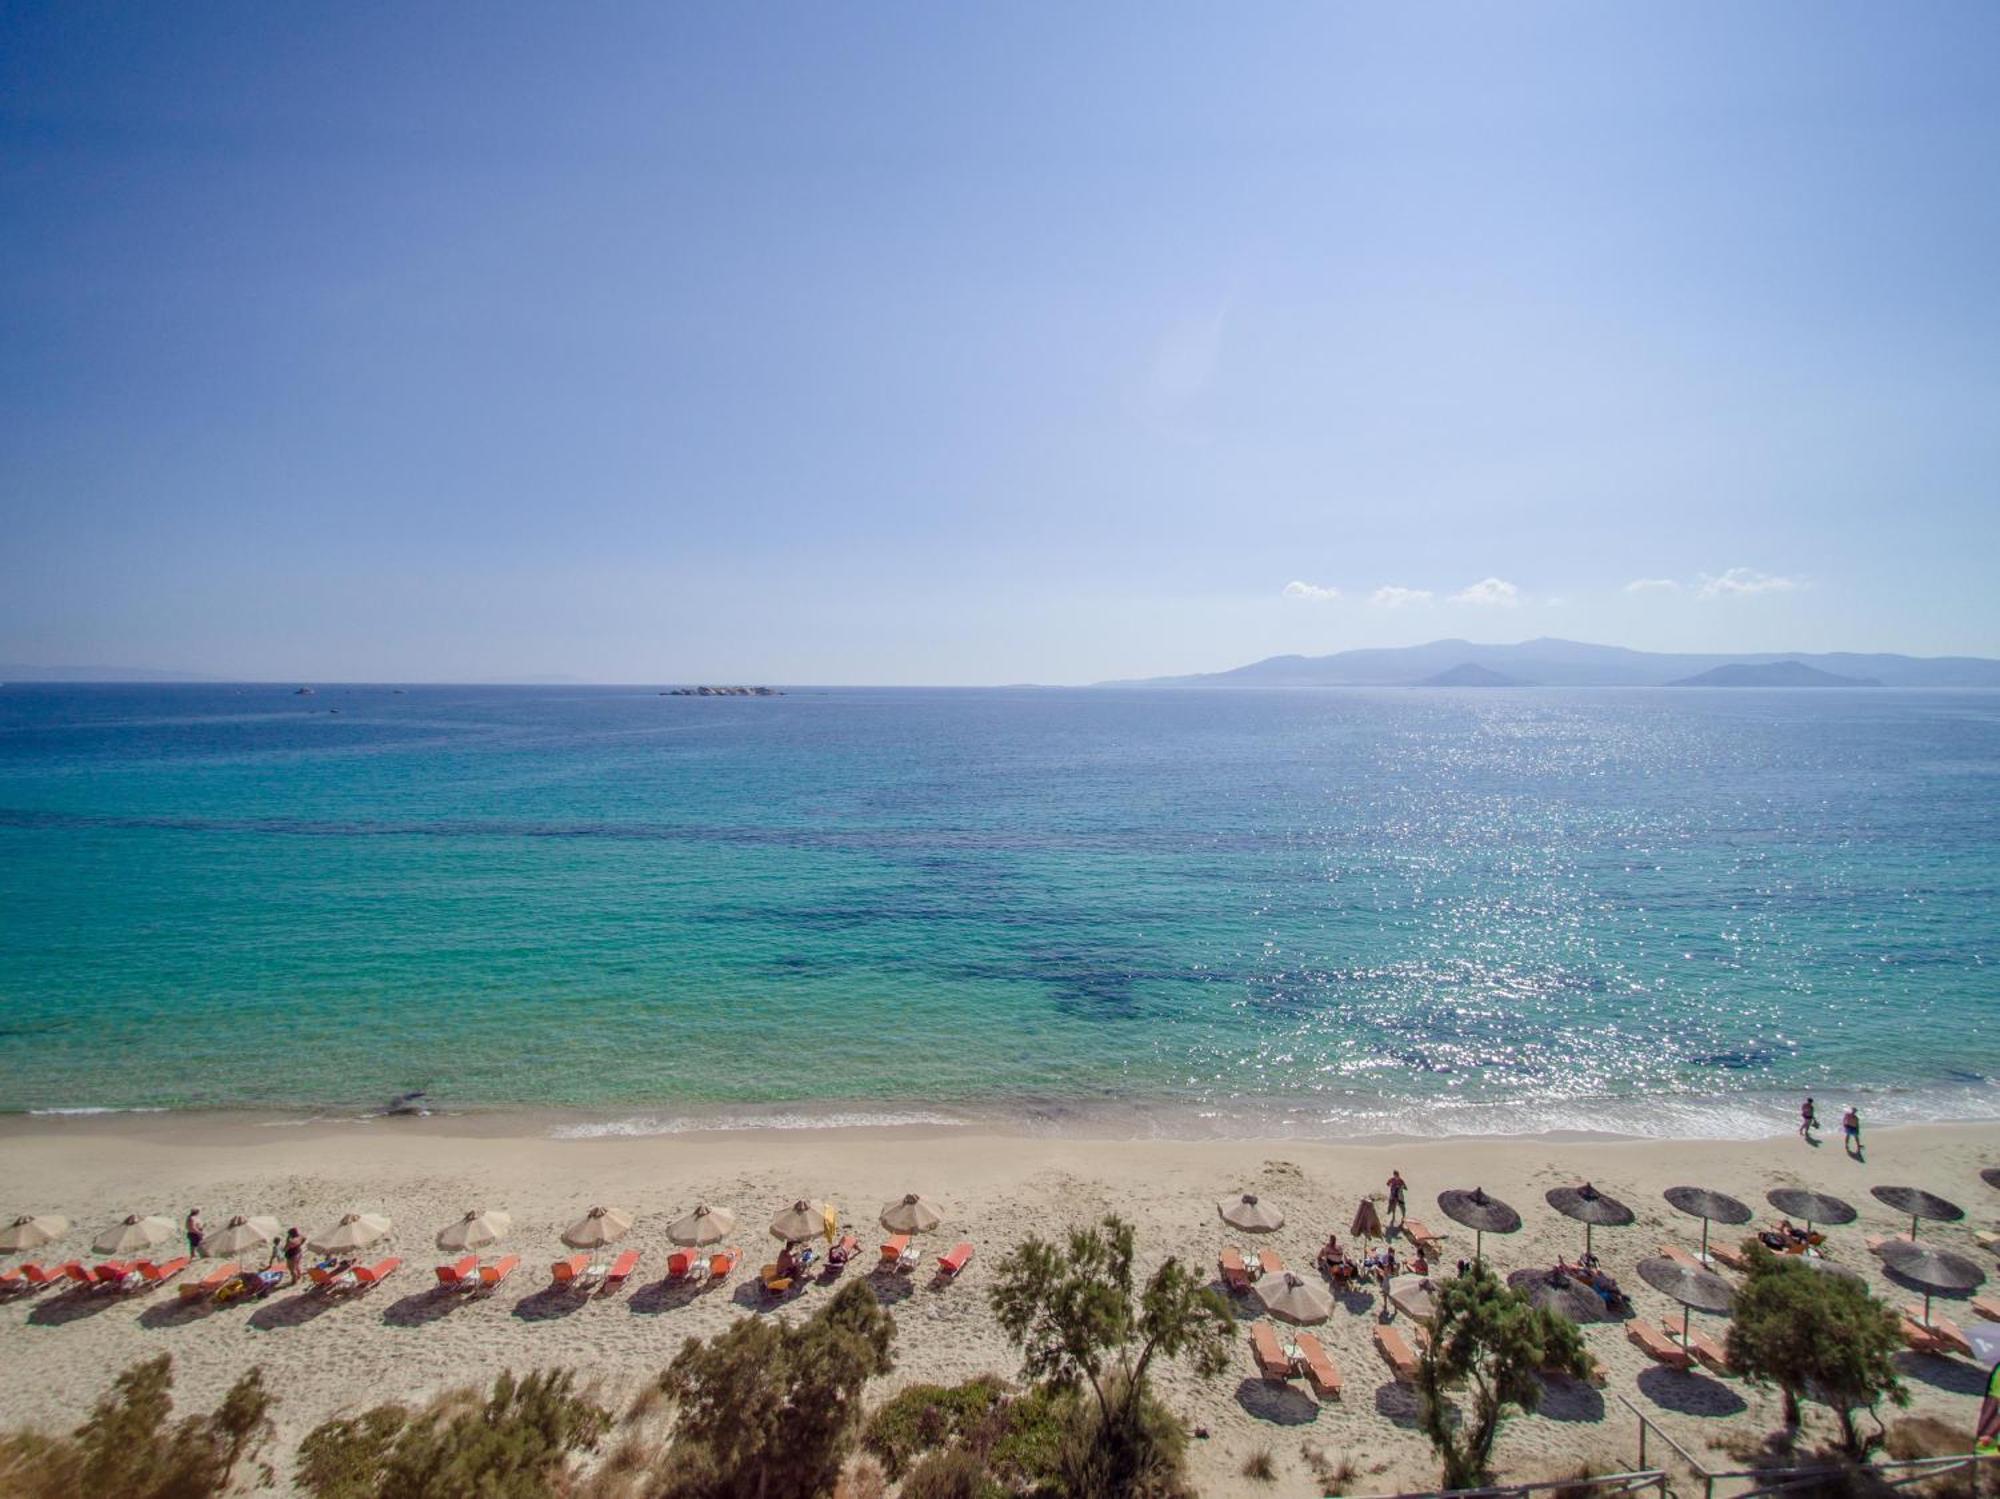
<box><xmin>0</xmin><ymin>683</ymin><xmax>1994</xmax><ymax>1138</ymax></box>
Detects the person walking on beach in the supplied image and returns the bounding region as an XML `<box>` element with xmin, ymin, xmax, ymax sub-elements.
<box><xmin>185</xmin><ymin>1206</ymin><xmax>205</xmax><ymax>1258</ymax></box>
<box><xmin>283</xmin><ymin>1226</ymin><xmax>305</xmax><ymax>1284</ymax></box>
<box><xmin>1386</xmin><ymin>1169</ymin><xmax>1408</xmax><ymax>1227</ymax></box>
<box><xmin>1843</xmin><ymin>1106</ymin><xmax>1863</xmax><ymax>1160</ymax></box>
<box><xmin>1799</xmin><ymin>1096</ymin><xmax>1819</xmax><ymax>1141</ymax></box>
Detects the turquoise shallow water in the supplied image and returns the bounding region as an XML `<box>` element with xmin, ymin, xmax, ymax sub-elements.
<box><xmin>0</xmin><ymin>684</ymin><xmax>1995</xmax><ymax>1137</ymax></box>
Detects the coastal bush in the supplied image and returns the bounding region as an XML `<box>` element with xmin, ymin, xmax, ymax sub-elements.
<box><xmin>652</xmin><ymin>1277</ymin><xmax>896</xmax><ymax>1499</ymax></box>
<box><xmin>1725</xmin><ymin>1246</ymin><xmax>1907</xmax><ymax>1457</ymax></box>
<box><xmin>989</xmin><ymin>1215</ymin><xmax>1231</xmax><ymax>1499</ymax></box>
<box><xmin>294</xmin><ymin>1369</ymin><xmax>606</xmax><ymax>1498</ymax></box>
<box><xmin>898</xmin><ymin>1446</ymin><xmax>1011</xmax><ymax>1499</ymax></box>
<box><xmin>862</xmin><ymin>1376</ymin><xmax>1009</xmax><ymax>1479</ymax></box>
<box><xmin>0</xmin><ymin>1354</ymin><xmax>276</xmax><ymax>1499</ymax></box>
<box><xmin>1414</xmin><ymin>1261</ymin><xmax>1593</xmax><ymax>1490</ymax></box>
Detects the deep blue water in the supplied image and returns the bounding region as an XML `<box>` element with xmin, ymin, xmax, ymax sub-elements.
<box><xmin>0</xmin><ymin>683</ymin><xmax>1994</xmax><ymax>1137</ymax></box>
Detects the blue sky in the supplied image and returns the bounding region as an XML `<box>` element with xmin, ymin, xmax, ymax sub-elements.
<box><xmin>3</xmin><ymin>3</ymin><xmax>1996</xmax><ymax>683</ymax></box>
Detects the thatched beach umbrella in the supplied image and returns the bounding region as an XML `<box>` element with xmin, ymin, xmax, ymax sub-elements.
<box><xmin>1350</xmin><ymin>1198</ymin><xmax>1383</xmax><ymax>1243</ymax></box>
<box><xmin>1766</xmin><ymin>1187</ymin><xmax>1856</xmax><ymax>1239</ymax></box>
<box><xmin>0</xmin><ymin>1214</ymin><xmax>69</xmax><ymax>1253</ymax></box>
<box><xmin>311</xmin><ymin>1212</ymin><xmax>392</xmax><ymax>1255</ymax></box>
<box><xmin>1255</xmin><ymin>1272</ymin><xmax>1332</xmax><ymax>1325</ymax></box>
<box><xmin>668</xmin><ymin>1204</ymin><xmax>736</xmax><ymax>1247</ymax></box>
<box><xmin>1636</xmin><ymin>1253</ymin><xmax>1735</xmax><ymax>1346</ymax></box>
<box><xmin>1546</xmin><ymin>1183</ymin><xmax>1634</xmax><ymax>1260</ymax></box>
<box><xmin>1508</xmin><ymin>1266</ymin><xmax>1611</xmax><ymax>1324</ymax></box>
<box><xmin>561</xmin><ymin>1206</ymin><xmax>631</xmax><ymax>1250</ymax></box>
<box><xmin>1438</xmin><ymin>1188</ymin><xmax>1521</xmax><ymax>1263</ymax></box>
<box><xmin>94</xmin><ymin>1214</ymin><xmax>173</xmax><ymax>1257</ymax></box>
<box><xmin>1879</xmin><ymin>1240</ymin><xmax>1985</xmax><ymax>1331</ymax></box>
<box><xmin>436</xmin><ymin>1209</ymin><xmax>511</xmax><ymax>1253</ymax></box>
<box><xmin>769</xmin><ymin>1200</ymin><xmax>825</xmax><ymax>1244</ymax></box>
<box><xmin>1388</xmin><ymin>1274</ymin><xmax>1438</xmax><ymax>1323</ymax></box>
<box><xmin>1219</xmin><ymin>1193</ymin><xmax>1284</xmax><ymax>1233</ymax></box>
<box><xmin>1663</xmin><ymin>1185</ymin><xmax>1753</xmax><ymax>1267</ymax></box>
<box><xmin>1870</xmin><ymin>1185</ymin><xmax>1964</xmax><ymax>1242</ymax></box>
<box><xmin>881</xmin><ymin>1194</ymin><xmax>943</xmax><ymax>1236</ymax></box>
<box><xmin>207</xmin><ymin>1215</ymin><xmax>281</xmax><ymax>1257</ymax></box>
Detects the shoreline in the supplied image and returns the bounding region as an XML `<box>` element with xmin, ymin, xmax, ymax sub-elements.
<box><xmin>1</xmin><ymin>1118</ymin><xmax>1995</xmax><ymax>1496</ymax></box>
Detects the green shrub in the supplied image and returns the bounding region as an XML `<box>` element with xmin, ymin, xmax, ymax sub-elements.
<box><xmin>899</xmin><ymin>1446</ymin><xmax>1012</xmax><ymax>1499</ymax></box>
<box><xmin>863</xmin><ymin>1377</ymin><xmax>1009</xmax><ymax>1479</ymax></box>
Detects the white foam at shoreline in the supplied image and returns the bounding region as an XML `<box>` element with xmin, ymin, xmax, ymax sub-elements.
<box><xmin>550</xmin><ymin>1109</ymin><xmax>966</xmax><ymax>1139</ymax></box>
<box><xmin>26</xmin><ymin>1105</ymin><xmax>168</xmax><ymax>1116</ymax></box>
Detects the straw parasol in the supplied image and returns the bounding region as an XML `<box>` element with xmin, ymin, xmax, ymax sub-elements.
<box><xmin>1879</xmin><ymin>1240</ymin><xmax>1985</xmax><ymax>1331</ymax></box>
<box><xmin>1437</xmin><ymin>1188</ymin><xmax>1521</xmax><ymax>1263</ymax></box>
<box><xmin>436</xmin><ymin>1209</ymin><xmax>511</xmax><ymax>1253</ymax></box>
<box><xmin>207</xmin><ymin>1215</ymin><xmax>281</xmax><ymax>1257</ymax></box>
<box><xmin>1351</xmin><ymin>1198</ymin><xmax>1384</xmax><ymax>1243</ymax></box>
<box><xmin>769</xmin><ymin>1200</ymin><xmax>825</xmax><ymax>1244</ymax></box>
<box><xmin>1546</xmin><ymin>1183</ymin><xmax>1634</xmax><ymax>1259</ymax></box>
<box><xmin>881</xmin><ymin>1194</ymin><xmax>943</xmax><ymax>1235</ymax></box>
<box><xmin>1388</xmin><ymin>1274</ymin><xmax>1438</xmax><ymax>1323</ymax></box>
<box><xmin>1765</xmin><ymin>1187</ymin><xmax>1855</xmax><ymax>1237</ymax></box>
<box><xmin>1508</xmin><ymin>1266</ymin><xmax>1611</xmax><ymax>1324</ymax></box>
<box><xmin>668</xmin><ymin>1204</ymin><xmax>736</xmax><ymax>1247</ymax></box>
<box><xmin>1254</xmin><ymin>1271</ymin><xmax>1332</xmax><ymax>1325</ymax></box>
<box><xmin>0</xmin><ymin>1214</ymin><xmax>69</xmax><ymax>1252</ymax></box>
<box><xmin>94</xmin><ymin>1214</ymin><xmax>173</xmax><ymax>1256</ymax></box>
<box><xmin>1636</xmin><ymin>1253</ymin><xmax>1735</xmax><ymax>1345</ymax></box>
<box><xmin>1219</xmin><ymin>1193</ymin><xmax>1284</xmax><ymax>1233</ymax></box>
<box><xmin>1664</xmin><ymin>1186</ymin><xmax>1753</xmax><ymax>1267</ymax></box>
<box><xmin>561</xmin><ymin>1206</ymin><xmax>632</xmax><ymax>1250</ymax></box>
<box><xmin>311</xmin><ymin>1212</ymin><xmax>392</xmax><ymax>1255</ymax></box>
<box><xmin>1870</xmin><ymin>1185</ymin><xmax>1964</xmax><ymax>1242</ymax></box>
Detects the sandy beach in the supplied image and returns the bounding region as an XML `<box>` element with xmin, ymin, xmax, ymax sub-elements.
<box><xmin>0</xmin><ymin>1114</ymin><xmax>1995</xmax><ymax>1496</ymax></box>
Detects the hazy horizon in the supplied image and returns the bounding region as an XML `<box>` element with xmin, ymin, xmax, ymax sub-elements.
<box><xmin>5</xmin><ymin>4</ymin><xmax>1998</xmax><ymax>683</ymax></box>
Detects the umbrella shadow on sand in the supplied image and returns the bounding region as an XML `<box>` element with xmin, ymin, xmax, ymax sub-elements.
<box><xmin>1233</xmin><ymin>1378</ymin><xmax>1318</xmax><ymax>1426</ymax></box>
<box><xmin>247</xmin><ymin>1291</ymin><xmax>340</xmax><ymax>1333</ymax></box>
<box><xmin>27</xmin><ymin>1291</ymin><xmax>122</xmax><ymax>1328</ymax></box>
<box><xmin>867</xmin><ymin>1273</ymin><xmax>917</xmax><ymax>1308</ymax></box>
<box><xmin>1373</xmin><ymin>1381</ymin><xmax>1428</xmax><ymax>1429</ymax></box>
<box><xmin>627</xmin><ymin>1279</ymin><xmax>713</xmax><ymax>1317</ymax></box>
<box><xmin>1532</xmin><ymin>1374</ymin><xmax>1606</xmax><ymax>1423</ymax></box>
<box><xmin>381</xmin><ymin>1288</ymin><xmax>474</xmax><ymax>1329</ymax></box>
<box><xmin>510</xmin><ymin>1286</ymin><xmax>588</xmax><ymax>1324</ymax></box>
<box><xmin>138</xmin><ymin>1296</ymin><xmax>221</xmax><ymax>1332</ymax></box>
<box><xmin>1636</xmin><ymin>1365</ymin><xmax>1746</xmax><ymax>1417</ymax></box>
<box><xmin>1893</xmin><ymin>1351</ymin><xmax>1987</xmax><ymax>1397</ymax></box>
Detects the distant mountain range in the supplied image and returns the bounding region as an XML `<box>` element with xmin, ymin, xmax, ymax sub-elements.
<box><xmin>1101</xmin><ymin>638</ymin><xmax>2000</xmax><ymax>689</ymax></box>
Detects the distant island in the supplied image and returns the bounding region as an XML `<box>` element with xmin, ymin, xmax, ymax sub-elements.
<box><xmin>1667</xmin><ymin>661</ymin><xmax>1880</xmax><ymax>688</ymax></box>
<box><xmin>1099</xmin><ymin>637</ymin><xmax>2000</xmax><ymax>689</ymax></box>
<box><xmin>661</xmin><ymin>686</ymin><xmax>782</xmax><ymax>697</ymax></box>
<box><xmin>1418</xmin><ymin>662</ymin><xmax>1530</xmax><ymax>688</ymax></box>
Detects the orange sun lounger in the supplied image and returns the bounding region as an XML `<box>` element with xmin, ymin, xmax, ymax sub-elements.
<box><xmin>23</xmin><ymin>1262</ymin><xmax>78</xmax><ymax>1289</ymax></box>
<box><xmin>604</xmin><ymin>1250</ymin><xmax>641</xmax><ymax>1288</ymax></box>
<box><xmin>936</xmin><ymin>1242</ymin><xmax>975</xmax><ymax>1278</ymax></box>
<box><xmin>1294</xmin><ymin>1332</ymin><xmax>1341</xmax><ymax>1400</ymax></box>
<box><xmin>666</xmin><ymin>1249</ymin><xmax>699</xmax><ymax>1281</ymax></box>
<box><xmin>1970</xmin><ymin>1295</ymin><xmax>2000</xmax><ymax>1324</ymax></box>
<box><xmin>1902</xmin><ymin>1308</ymin><xmax>1971</xmax><ymax>1358</ymax></box>
<box><xmin>1626</xmin><ymin>1319</ymin><xmax>1693</xmax><ymax>1369</ymax></box>
<box><xmin>1256</xmin><ymin>1249</ymin><xmax>1283</xmax><ymax>1279</ymax></box>
<box><xmin>879</xmin><ymin>1234</ymin><xmax>912</xmax><ymax>1269</ymax></box>
<box><xmin>760</xmin><ymin>1263</ymin><xmax>793</xmax><ymax>1295</ymax></box>
<box><xmin>1218</xmin><ymin>1247</ymin><xmax>1250</xmax><ymax>1290</ymax></box>
<box><xmin>181</xmin><ymin>1261</ymin><xmax>239</xmax><ymax>1300</ymax></box>
<box><xmin>1655</xmin><ymin>1244</ymin><xmax>1705</xmax><ymax>1274</ymax></box>
<box><xmin>129</xmin><ymin>1257</ymin><xmax>190</xmax><ymax>1290</ymax></box>
<box><xmin>1374</xmin><ymin>1324</ymin><xmax>1420</xmax><ymax>1383</ymax></box>
<box><xmin>352</xmin><ymin>1258</ymin><xmax>401</xmax><ymax>1290</ymax></box>
<box><xmin>1664</xmin><ymin>1321</ymin><xmax>1733</xmax><ymax>1376</ymax></box>
<box><xmin>1249</xmin><ymin>1322</ymin><xmax>1293</xmax><ymax>1382</ymax></box>
<box><xmin>435</xmin><ymin>1255</ymin><xmax>479</xmax><ymax>1289</ymax></box>
<box><xmin>1709</xmin><ymin>1239</ymin><xmax>1753</xmax><ymax>1273</ymax></box>
<box><xmin>550</xmin><ymin>1254</ymin><xmax>590</xmax><ymax>1289</ymax></box>
<box><xmin>708</xmin><ymin>1247</ymin><xmax>741</xmax><ymax>1281</ymax></box>
<box><xmin>477</xmin><ymin>1255</ymin><xmax>519</xmax><ymax>1291</ymax></box>
<box><xmin>1401</xmin><ymin>1220</ymin><xmax>1443</xmax><ymax>1258</ymax></box>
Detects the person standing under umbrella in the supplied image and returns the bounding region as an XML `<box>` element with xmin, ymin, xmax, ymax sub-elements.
<box><xmin>283</xmin><ymin>1226</ymin><xmax>306</xmax><ymax>1284</ymax></box>
<box><xmin>1386</xmin><ymin>1170</ymin><xmax>1408</xmax><ymax>1228</ymax></box>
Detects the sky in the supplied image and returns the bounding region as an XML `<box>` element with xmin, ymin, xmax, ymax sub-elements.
<box><xmin>2</xmin><ymin>3</ymin><xmax>1997</xmax><ymax>685</ymax></box>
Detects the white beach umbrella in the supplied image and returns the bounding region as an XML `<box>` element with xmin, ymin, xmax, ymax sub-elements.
<box><xmin>769</xmin><ymin>1199</ymin><xmax>827</xmax><ymax>1244</ymax></box>
<box><xmin>436</xmin><ymin>1209</ymin><xmax>512</xmax><ymax>1253</ymax></box>
<box><xmin>310</xmin><ymin>1212</ymin><xmax>392</xmax><ymax>1255</ymax></box>
<box><xmin>1219</xmin><ymin>1193</ymin><xmax>1284</xmax><ymax>1233</ymax></box>
<box><xmin>561</xmin><ymin>1206</ymin><xmax>632</xmax><ymax>1250</ymax></box>
<box><xmin>668</xmin><ymin>1204</ymin><xmax>736</xmax><ymax>1247</ymax></box>
<box><xmin>206</xmin><ymin>1215</ymin><xmax>281</xmax><ymax>1257</ymax></box>
<box><xmin>93</xmin><ymin>1214</ymin><xmax>173</xmax><ymax>1256</ymax></box>
<box><xmin>879</xmin><ymin>1194</ymin><xmax>942</xmax><ymax>1235</ymax></box>
<box><xmin>1254</xmin><ymin>1272</ymin><xmax>1332</xmax><ymax>1325</ymax></box>
<box><xmin>0</xmin><ymin>1214</ymin><xmax>69</xmax><ymax>1252</ymax></box>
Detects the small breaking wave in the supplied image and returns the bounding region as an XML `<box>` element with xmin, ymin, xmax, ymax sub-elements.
<box><xmin>551</xmin><ymin>1109</ymin><xmax>965</xmax><ymax>1139</ymax></box>
<box><xmin>26</xmin><ymin>1105</ymin><xmax>169</xmax><ymax>1116</ymax></box>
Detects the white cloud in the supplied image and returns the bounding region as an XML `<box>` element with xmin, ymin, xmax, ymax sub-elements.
<box><xmin>1369</xmin><ymin>585</ymin><xmax>1433</xmax><ymax>608</ymax></box>
<box><xmin>1281</xmin><ymin>580</ymin><xmax>1340</xmax><ymax>602</ymax></box>
<box><xmin>1449</xmin><ymin>577</ymin><xmax>1521</xmax><ymax>607</ymax></box>
<box><xmin>1624</xmin><ymin>578</ymin><xmax>1681</xmax><ymax>594</ymax></box>
<box><xmin>1696</xmin><ymin>568</ymin><xmax>1802</xmax><ymax>600</ymax></box>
